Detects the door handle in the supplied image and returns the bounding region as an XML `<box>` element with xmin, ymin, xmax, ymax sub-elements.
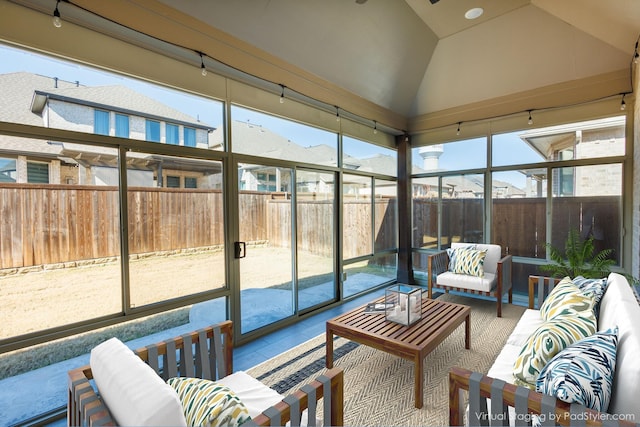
<box><xmin>234</xmin><ymin>241</ymin><xmax>246</xmax><ymax>259</ymax></box>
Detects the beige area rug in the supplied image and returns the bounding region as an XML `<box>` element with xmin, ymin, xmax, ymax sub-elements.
<box><xmin>247</xmin><ymin>293</ymin><xmax>526</xmax><ymax>426</ymax></box>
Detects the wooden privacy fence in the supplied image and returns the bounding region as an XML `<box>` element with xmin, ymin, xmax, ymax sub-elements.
<box><xmin>413</xmin><ymin>195</ymin><xmax>620</xmax><ymax>260</ymax></box>
<box><xmin>0</xmin><ymin>183</ymin><xmax>619</xmax><ymax>270</ymax></box>
<box><xmin>0</xmin><ymin>185</ymin><xmax>397</xmax><ymax>269</ymax></box>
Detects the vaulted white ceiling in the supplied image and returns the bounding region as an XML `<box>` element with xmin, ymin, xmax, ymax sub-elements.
<box><xmin>157</xmin><ymin>0</ymin><xmax>639</xmax><ymax>121</ymax></box>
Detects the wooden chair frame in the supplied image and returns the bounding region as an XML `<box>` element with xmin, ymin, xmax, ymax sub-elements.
<box><xmin>427</xmin><ymin>249</ymin><xmax>513</xmax><ymax>317</ymax></box>
<box><xmin>68</xmin><ymin>320</ymin><xmax>344</xmax><ymax>426</ymax></box>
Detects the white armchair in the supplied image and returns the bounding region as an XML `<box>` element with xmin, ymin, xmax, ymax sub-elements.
<box><xmin>427</xmin><ymin>242</ymin><xmax>512</xmax><ymax>317</ymax></box>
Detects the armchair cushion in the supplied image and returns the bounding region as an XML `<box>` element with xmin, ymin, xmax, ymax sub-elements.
<box><xmin>436</xmin><ymin>271</ymin><xmax>496</xmax><ymax>293</ymax></box>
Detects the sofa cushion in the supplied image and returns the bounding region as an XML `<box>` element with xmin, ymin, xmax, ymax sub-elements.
<box><xmin>90</xmin><ymin>337</ymin><xmax>187</xmax><ymax>426</ymax></box>
<box><xmin>167</xmin><ymin>377</ymin><xmax>251</xmax><ymax>427</ymax></box>
<box><xmin>505</xmin><ymin>309</ymin><xmax>545</xmax><ymax>347</ymax></box>
<box><xmin>536</xmin><ymin>327</ymin><xmax>618</xmax><ymax>412</ymax></box>
<box><xmin>214</xmin><ymin>371</ymin><xmax>284</xmax><ymax>419</ymax></box>
<box><xmin>598</xmin><ymin>272</ymin><xmax>640</xmax><ymax>420</ymax></box>
<box><xmin>513</xmin><ymin>310</ymin><xmax>597</xmax><ymax>388</ymax></box>
<box><xmin>436</xmin><ymin>271</ymin><xmax>496</xmax><ymax>293</ymax></box>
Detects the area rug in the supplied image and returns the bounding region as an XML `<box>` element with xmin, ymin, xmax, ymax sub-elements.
<box><xmin>246</xmin><ymin>293</ymin><xmax>526</xmax><ymax>426</ymax></box>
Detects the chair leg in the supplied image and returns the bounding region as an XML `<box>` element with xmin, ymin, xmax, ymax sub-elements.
<box><xmin>508</xmin><ymin>287</ymin><xmax>513</xmax><ymax>303</ymax></box>
<box><xmin>497</xmin><ymin>295</ymin><xmax>502</xmax><ymax>318</ymax></box>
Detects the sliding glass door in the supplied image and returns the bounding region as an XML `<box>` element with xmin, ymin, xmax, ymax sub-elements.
<box><xmin>237</xmin><ymin>163</ymin><xmax>294</xmax><ymax>334</ymax></box>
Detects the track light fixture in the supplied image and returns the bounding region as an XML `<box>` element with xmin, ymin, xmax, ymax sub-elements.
<box><xmin>335</xmin><ymin>106</ymin><xmax>340</xmax><ymax>122</ymax></box>
<box><xmin>279</xmin><ymin>84</ymin><xmax>285</xmax><ymax>104</ymax></box>
<box><xmin>373</xmin><ymin>120</ymin><xmax>377</xmax><ymax>134</ymax></box>
<box><xmin>621</xmin><ymin>94</ymin><xmax>627</xmax><ymax>111</ymax></box>
<box><xmin>199</xmin><ymin>52</ymin><xmax>207</xmax><ymax>76</ymax></box>
<box><xmin>635</xmin><ymin>41</ymin><xmax>639</xmax><ymax>64</ymax></box>
<box><xmin>456</xmin><ymin>122</ymin><xmax>461</xmax><ymax>136</ymax></box>
<box><xmin>527</xmin><ymin>111</ymin><xmax>533</xmax><ymax>125</ymax></box>
<box><xmin>52</xmin><ymin>0</ymin><xmax>62</xmax><ymax>28</ymax></box>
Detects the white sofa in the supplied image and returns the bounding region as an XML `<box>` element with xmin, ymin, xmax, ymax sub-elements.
<box><xmin>450</xmin><ymin>273</ymin><xmax>640</xmax><ymax>426</ymax></box>
<box><xmin>428</xmin><ymin>242</ymin><xmax>513</xmax><ymax>317</ymax></box>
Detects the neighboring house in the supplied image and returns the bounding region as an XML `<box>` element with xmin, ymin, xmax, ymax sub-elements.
<box><xmin>0</xmin><ymin>72</ymin><xmax>217</xmax><ymax>188</ymax></box>
<box><xmin>518</xmin><ymin>116</ymin><xmax>625</xmax><ymax>197</ymax></box>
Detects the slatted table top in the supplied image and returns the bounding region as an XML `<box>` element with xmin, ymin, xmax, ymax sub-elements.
<box><xmin>326</xmin><ymin>295</ymin><xmax>471</xmax><ymax>408</ymax></box>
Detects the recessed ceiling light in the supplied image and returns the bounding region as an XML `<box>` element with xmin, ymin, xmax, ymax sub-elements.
<box><xmin>464</xmin><ymin>7</ymin><xmax>484</xmax><ymax>20</ymax></box>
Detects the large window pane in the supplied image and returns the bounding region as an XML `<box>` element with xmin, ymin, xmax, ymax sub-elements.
<box><xmin>127</xmin><ymin>153</ymin><xmax>225</xmax><ymax>308</ymax></box>
<box><xmin>412</xmin><ymin>176</ymin><xmax>439</xmax><ymax>249</ymax></box>
<box><xmin>551</xmin><ymin>164</ymin><xmax>621</xmax><ymax>264</ymax></box>
<box><xmin>238</xmin><ymin>164</ymin><xmax>293</xmax><ymax>333</ymax></box>
<box><xmin>343</xmin><ymin>254</ymin><xmax>396</xmax><ymax>298</ymax></box>
<box><xmin>231</xmin><ymin>105</ymin><xmax>337</xmax><ymax>165</ymax></box>
<box><xmin>343</xmin><ymin>174</ymin><xmax>372</xmax><ymax>259</ymax></box>
<box><xmin>374</xmin><ymin>178</ymin><xmax>397</xmax><ymax>251</ymax></box>
<box><xmin>412</xmin><ymin>137</ymin><xmax>486</xmax><ymax>173</ymax></box>
<box><xmin>492</xmin><ymin>170</ymin><xmax>547</xmax><ymax>258</ymax></box>
<box><xmin>343</xmin><ymin>136</ymin><xmax>397</xmax><ymax>177</ymax></box>
<box><xmin>297</xmin><ymin>170</ymin><xmax>336</xmax><ymax>311</ymax></box>
<box><xmin>0</xmin><ymin>137</ymin><xmax>121</xmax><ymax>340</ymax></box>
<box><xmin>442</xmin><ymin>174</ymin><xmax>484</xmax><ymax>247</ymax></box>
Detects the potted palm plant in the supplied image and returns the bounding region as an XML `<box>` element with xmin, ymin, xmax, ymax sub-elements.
<box><xmin>540</xmin><ymin>227</ymin><xmax>615</xmax><ymax>279</ymax></box>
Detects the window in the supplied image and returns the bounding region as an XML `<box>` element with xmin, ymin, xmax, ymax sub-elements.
<box><xmin>184</xmin><ymin>177</ymin><xmax>197</xmax><ymax>188</ymax></box>
<box><xmin>27</xmin><ymin>161</ymin><xmax>49</xmax><ymax>183</ymax></box>
<box><xmin>166</xmin><ymin>123</ymin><xmax>179</xmax><ymax>145</ymax></box>
<box><xmin>413</xmin><ymin>137</ymin><xmax>486</xmax><ymax>173</ymax></box>
<box><xmin>343</xmin><ymin>136</ymin><xmax>397</xmax><ymax>177</ymax></box>
<box><xmin>0</xmin><ymin>157</ymin><xmax>17</xmax><ymax>182</ymax></box>
<box><xmin>145</xmin><ymin>119</ymin><xmax>160</xmax><ymax>142</ymax></box>
<box><xmin>231</xmin><ymin>105</ymin><xmax>338</xmax><ymax>166</ymax></box>
<box><xmin>166</xmin><ymin>176</ymin><xmax>180</xmax><ymax>188</ymax></box>
<box><xmin>94</xmin><ymin>110</ymin><xmax>109</xmax><ymax>135</ymax></box>
<box><xmin>115</xmin><ymin>114</ymin><xmax>129</xmax><ymax>138</ymax></box>
<box><xmin>184</xmin><ymin>127</ymin><xmax>196</xmax><ymax>147</ymax></box>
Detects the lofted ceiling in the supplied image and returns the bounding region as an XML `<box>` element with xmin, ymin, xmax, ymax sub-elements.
<box><xmin>156</xmin><ymin>0</ymin><xmax>639</xmax><ymax>124</ymax></box>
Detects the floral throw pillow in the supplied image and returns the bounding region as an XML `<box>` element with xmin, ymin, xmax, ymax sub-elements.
<box><xmin>536</xmin><ymin>327</ymin><xmax>618</xmax><ymax>412</ymax></box>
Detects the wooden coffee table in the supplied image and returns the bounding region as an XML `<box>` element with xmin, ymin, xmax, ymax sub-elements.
<box><xmin>326</xmin><ymin>296</ymin><xmax>470</xmax><ymax>409</ymax></box>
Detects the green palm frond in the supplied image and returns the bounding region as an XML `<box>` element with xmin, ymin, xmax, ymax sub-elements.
<box><xmin>540</xmin><ymin>228</ymin><xmax>614</xmax><ymax>279</ymax></box>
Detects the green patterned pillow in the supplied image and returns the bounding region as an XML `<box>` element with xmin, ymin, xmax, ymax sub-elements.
<box><xmin>539</xmin><ymin>277</ymin><xmax>594</xmax><ymax>321</ymax></box>
<box><xmin>451</xmin><ymin>248</ymin><xmax>487</xmax><ymax>278</ymax></box>
<box><xmin>513</xmin><ymin>312</ymin><xmax>597</xmax><ymax>388</ymax></box>
<box><xmin>167</xmin><ymin>377</ymin><xmax>251</xmax><ymax>427</ymax></box>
